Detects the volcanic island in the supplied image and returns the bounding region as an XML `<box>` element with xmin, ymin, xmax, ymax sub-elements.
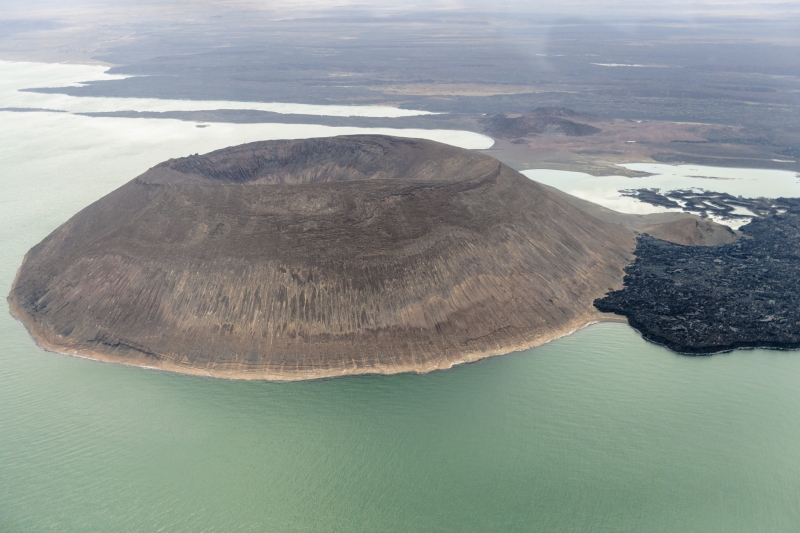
<box><xmin>9</xmin><ymin>135</ymin><xmax>778</xmax><ymax>380</ymax></box>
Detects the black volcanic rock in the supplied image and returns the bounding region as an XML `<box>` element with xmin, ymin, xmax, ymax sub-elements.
<box><xmin>9</xmin><ymin>135</ymin><xmax>634</xmax><ymax>379</ymax></box>
<box><xmin>620</xmin><ymin>188</ymin><xmax>800</xmax><ymax>221</ymax></box>
<box><xmin>595</xmin><ymin>209</ymin><xmax>800</xmax><ymax>354</ymax></box>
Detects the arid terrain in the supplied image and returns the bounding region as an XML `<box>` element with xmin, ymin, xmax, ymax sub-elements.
<box><xmin>3</xmin><ymin>5</ymin><xmax>798</xmax><ymax>176</ymax></box>
<box><xmin>480</xmin><ymin>112</ymin><xmax>800</xmax><ymax>176</ymax></box>
<box><xmin>69</xmin><ymin>106</ymin><xmax>800</xmax><ymax>177</ymax></box>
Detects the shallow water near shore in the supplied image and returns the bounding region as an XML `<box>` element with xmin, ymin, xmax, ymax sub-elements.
<box><xmin>2</xmin><ymin>61</ymin><xmax>800</xmax><ymax>532</ymax></box>
<box><xmin>522</xmin><ymin>165</ymin><xmax>800</xmax><ymax>228</ymax></box>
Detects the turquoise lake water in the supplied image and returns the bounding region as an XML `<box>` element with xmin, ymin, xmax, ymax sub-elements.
<box><xmin>2</xmin><ymin>61</ymin><xmax>800</xmax><ymax>532</ymax></box>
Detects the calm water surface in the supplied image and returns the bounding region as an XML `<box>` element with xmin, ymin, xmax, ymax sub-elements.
<box><xmin>2</xmin><ymin>62</ymin><xmax>800</xmax><ymax>532</ymax></box>
<box><xmin>3</xmin><ymin>318</ymin><xmax>800</xmax><ymax>532</ymax></box>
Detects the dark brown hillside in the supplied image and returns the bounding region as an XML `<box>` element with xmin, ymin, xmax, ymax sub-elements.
<box><xmin>9</xmin><ymin>135</ymin><xmax>635</xmax><ymax>380</ymax></box>
<box><xmin>480</xmin><ymin>110</ymin><xmax>601</xmax><ymax>139</ymax></box>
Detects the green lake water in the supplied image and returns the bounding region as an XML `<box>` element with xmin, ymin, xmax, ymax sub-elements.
<box><xmin>2</xmin><ymin>62</ymin><xmax>800</xmax><ymax>531</ymax></box>
<box><xmin>4</xmin><ymin>315</ymin><xmax>800</xmax><ymax>532</ymax></box>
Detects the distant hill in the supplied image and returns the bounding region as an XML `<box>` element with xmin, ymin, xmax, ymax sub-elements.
<box><xmin>480</xmin><ymin>108</ymin><xmax>601</xmax><ymax>139</ymax></box>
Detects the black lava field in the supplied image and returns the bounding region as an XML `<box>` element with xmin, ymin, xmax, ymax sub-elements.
<box><xmin>595</xmin><ymin>207</ymin><xmax>800</xmax><ymax>354</ymax></box>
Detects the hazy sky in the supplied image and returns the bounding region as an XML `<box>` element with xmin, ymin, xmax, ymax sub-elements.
<box><xmin>2</xmin><ymin>0</ymin><xmax>799</xmax><ymax>18</ymax></box>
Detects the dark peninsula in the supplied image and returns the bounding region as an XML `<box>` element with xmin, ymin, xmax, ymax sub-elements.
<box><xmin>595</xmin><ymin>208</ymin><xmax>800</xmax><ymax>354</ymax></box>
<box><xmin>9</xmin><ymin>135</ymin><xmax>640</xmax><ymax>379</ymax></box>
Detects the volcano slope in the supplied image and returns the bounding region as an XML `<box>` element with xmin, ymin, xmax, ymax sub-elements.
<box><xmin>9</xmin><ymin>135</ymin><xmax>635</xmax><ymax>379</ymax></box>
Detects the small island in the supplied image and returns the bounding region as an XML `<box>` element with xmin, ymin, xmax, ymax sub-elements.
<box><xmin>9</xmin><ymin>135</ymin><xmax>640</xmax><ymax>379</ymax></box>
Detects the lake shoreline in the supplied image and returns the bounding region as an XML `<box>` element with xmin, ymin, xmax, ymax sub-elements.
<box><xmin>8</xmin><ymin>288</ymin><xmax>626</xmax><ymax>380</ymax></box>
